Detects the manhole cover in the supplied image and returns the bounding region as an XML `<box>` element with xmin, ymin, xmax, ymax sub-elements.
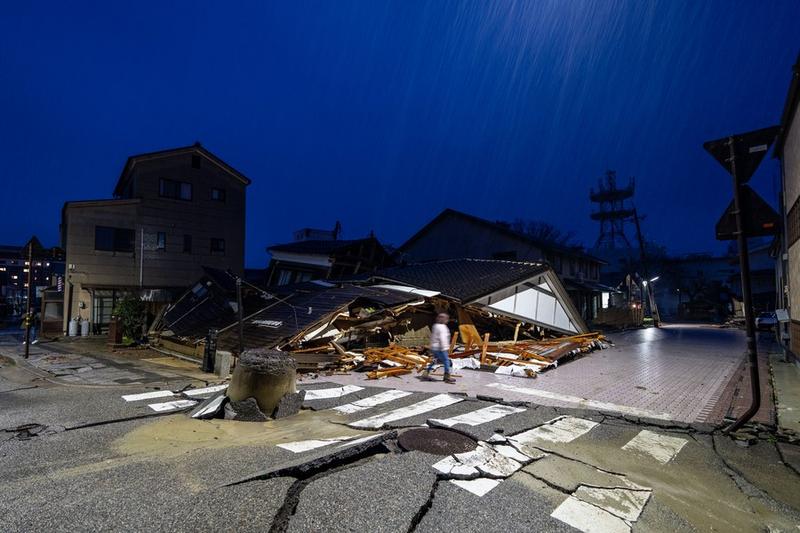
<box><xmin>398</xmin><ymin>428</ymin><xmax>477</xmax><ymax>455</ymax></box>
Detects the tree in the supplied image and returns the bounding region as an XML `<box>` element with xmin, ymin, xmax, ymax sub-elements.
<box><xmin>509</xmin><ymin>219</ymin><xmax>576</xmax><ymax>246</ymax></box>
<box><xmin>113</xmin><ymin>296</ymin><xmax>146</xmax><ymax>342</ymax></box>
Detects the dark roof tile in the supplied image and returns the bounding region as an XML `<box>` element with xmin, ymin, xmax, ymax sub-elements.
<box><xmin>370</xmin><ymin>258</ymin><xmax>549</xmax><ymax>302</ymax></box>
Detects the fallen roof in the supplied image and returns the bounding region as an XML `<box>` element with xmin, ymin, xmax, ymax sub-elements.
<box><xmin>369</xmin><ymin>258</ymin><xmax>550</xmax><ymax>303</ymax></box>
<box><xmin>216</xmin><ymin>284</ymin><xmax>421</xmax><ymax>351</ymax></box>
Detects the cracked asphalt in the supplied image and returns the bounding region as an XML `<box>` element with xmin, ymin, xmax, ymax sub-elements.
<box><xmin>2</xmin><ymin>331</ymin><xmax>800</xmax><ymax>532</ymax></box>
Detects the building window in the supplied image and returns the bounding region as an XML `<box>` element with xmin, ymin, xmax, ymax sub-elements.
<box><xmin>159</xmin><ymin>178</ymin><xmax>192</xmax><ymax>201</ymax></box>
<box><xmin>191</xmin><ymin>155</ymin><xmax>201</xmax><ymax>169</ymax></box>
<box><xmin>210</xmin><ymin>238</ymin><xmax>225</xmax><ymax>255</ymax></box>
<box><xmin>211</xmin><ymin>188</ymin><xmax>226</xmax><ymax>202</ymax></box>
<box><xmin>183</xmin><ymin>234</ymin><xmax>192</xmax><ymax>253</ymax></box>
<box><xmin>788</xmin><ymin>196</ymin><xmax>800</xmax><ymax>247</ymax></box>
<box><xmin>95</xmin><ymin>226</ymin><xmax>135</xmax><ymax>253</ymax></box>
<box><xmin>156</xmin><ymin>232</ymin><xmax>166</xmax><ymax>251</ymax></box>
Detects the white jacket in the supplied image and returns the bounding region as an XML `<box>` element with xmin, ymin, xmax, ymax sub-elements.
<box><xmin>430</xmin><ymin>323</ymin><xmax>451</xmax><ymax>351</ymax></box>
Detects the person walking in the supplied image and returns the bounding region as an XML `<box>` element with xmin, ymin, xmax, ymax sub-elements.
<box><xmin>422</xmin><ymin>312</ymin><xmax>455</xmax><ymax>384</ymax></box>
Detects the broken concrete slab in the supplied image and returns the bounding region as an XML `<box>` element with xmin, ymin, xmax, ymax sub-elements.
<box><xmin>273</xmin><ymin>390</ymin><xmax>306</xmax><ymax>419</ymax></box>
<box><xmin>225</xmin><ymin>397</ymin><xmax>269</xmax><ymax>422</ymax></box>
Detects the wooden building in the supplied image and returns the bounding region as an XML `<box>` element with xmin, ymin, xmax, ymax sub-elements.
<box><xmin>396</xmin><ymin>209</ymin><xmax>608</xmax><ymax>321</ymax></box>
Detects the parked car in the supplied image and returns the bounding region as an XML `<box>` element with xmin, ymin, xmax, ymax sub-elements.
<box><xmin>755</xmin><ymin>311</ymin><xmax>778</xmax><ymax>331</ymax></box>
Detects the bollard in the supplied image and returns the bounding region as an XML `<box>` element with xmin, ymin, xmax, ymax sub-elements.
<box><xmin>227</xmin><ymin>349</ymin><xmax>297</xmax><ymax>416</ymax></box>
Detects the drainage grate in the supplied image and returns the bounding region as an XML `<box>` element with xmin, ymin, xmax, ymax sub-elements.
<box><xmin>398</xmin><ymin>428</ymin><xmax>477</xmax><ymax>455</ymax></box>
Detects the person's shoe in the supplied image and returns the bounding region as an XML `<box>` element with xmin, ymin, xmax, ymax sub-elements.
<box><xmin>421</xmin><ymin>369</ymin><xmax>431</xmax><ymax>380</ymax></box>
<box><xmin>31</xmin><ymin>339</ymin><xmax>38</xmax><ymax>345</ymax></box>
<box><xmin>443</xmin><ymin>373</ymin><xmax>456</xmax><ymax>384</ymax></box>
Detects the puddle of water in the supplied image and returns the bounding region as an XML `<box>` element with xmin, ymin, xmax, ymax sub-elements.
<box><xmin>114</xmin><ymin>409</ymin><xmax>365</xmax><ymax>459</ymax></box>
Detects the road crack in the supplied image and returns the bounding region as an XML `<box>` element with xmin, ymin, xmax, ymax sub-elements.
<box><xmin>407</xmin><ymin>476</ymin><xmax>441</xmax><ymax>533</ymax></box>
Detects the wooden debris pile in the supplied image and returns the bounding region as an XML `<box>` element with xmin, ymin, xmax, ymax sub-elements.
<box><xmin>278</xmin><ymin>290</ymin><xmax>611</xmax><ymax>379</ymax></box>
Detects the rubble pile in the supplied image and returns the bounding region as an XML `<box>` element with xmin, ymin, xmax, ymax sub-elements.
<box><xmin>283</xmin><ymin>302</ymin><xmax>610</xmax><ymax>380</ymax></box>
<box><xmin>157</xmin><ymin>261</ymin><xmax>612</xmax><ymax>380</ymax></box>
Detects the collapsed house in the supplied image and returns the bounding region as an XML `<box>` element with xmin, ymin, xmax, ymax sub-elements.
<box><xmin>153</xmin><ymin>260</ymin><xmax>608</xmax><ymax>378</ymax></box>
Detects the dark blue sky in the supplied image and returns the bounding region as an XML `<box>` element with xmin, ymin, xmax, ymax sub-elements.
<box><xmin>2</xmin><ymin>1</ymin><xmax>798</xmax><ymax>267</ymax></box>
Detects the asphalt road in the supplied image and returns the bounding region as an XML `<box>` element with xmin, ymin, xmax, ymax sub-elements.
<box><xmin>2</xmin><ymin>328</ymin><xmax>800</xmax><ymax>532</ymax></box>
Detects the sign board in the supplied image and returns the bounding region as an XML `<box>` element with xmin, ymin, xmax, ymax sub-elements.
<box><xmin>715</xmin><ymin>185</ymin><xmax>780</xmax><ymax>240</ymax></box>
<box><xmin>703</xmin><ymin>126</ymin><xmax>780</xmax><ymax>183</ymax></box>
<box><xmin>776</xmin><ymin>309</ymin><xmax>789</xmax><ymax>322</ymax></box>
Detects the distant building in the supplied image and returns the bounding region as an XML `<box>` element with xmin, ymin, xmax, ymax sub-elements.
<box><xmin>396</xmin><ymin>209</ymin><xmax>608</xmax><ymax>321</ymax></box>
<box><xmin>0</xmin><ymin>239</ymin><xmax>65</xmax><ymax>317</ymax></box>
<box><xmin>775</xmin><ymin>51</ymin><xmax>800</xmax><ymax>356</ymax></box>
<box><xmin>265</xmin><ymin>234</ymin><xmax>392</xmax><ymax>286</ymax></box>
<box><xmin>61</xmin><ymin>144</ymin><xmax>251</xmax><ymax>333</ymax></box>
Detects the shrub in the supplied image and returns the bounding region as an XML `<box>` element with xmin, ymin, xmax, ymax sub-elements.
<box><xmin>113</xmin><ymin>296</ymin><xmax>146</xmax><ymax>341</ymax></box>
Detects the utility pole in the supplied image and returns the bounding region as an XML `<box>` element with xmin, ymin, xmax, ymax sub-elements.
<box><xmin>236</xmin><ymin>276</ymin><xmax>244</xmax><ymax>355</ymax></box>
<box><xmin>633</xmin><ymin>208</ymin><xmax>659</xmax><ymax>326</ymax></box>
<box><xmin>23</xmin><ymin>240</ymin><xmax>33</xmax><ymax>358</ymax></box>
<box><xmin>728</xmin><ymin>136</ymin><xmax>760</xmax><ymax>433</ymax></box>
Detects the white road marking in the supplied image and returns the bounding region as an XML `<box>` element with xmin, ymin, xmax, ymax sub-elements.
<box><xmin>509</xmin><ymin>416</ymin><xmax>598</xmax><ymax>445</ymax></box>
<box><xmin>450</xmin><ymin>478</ymin><xmax>501</xmax><ymax>497</ymax></box>
<box><xmin>337</xmin><ymin>433</ymin><xmax>386</xmax><ymax>448</ymax></box>
<box><xmin>148</xmin><ymin>399</ymin><xmax>198</xmax><ymax>412</ymax></box>
<box><xmin>551</xmin><ymin>495</ymin><xmax>631</xmax><ymax>533</ymax></box>
<box><xmin>190</xmin><ymin>394</ymin><xmax>227</xmax><ymax>419</ymax></box>
<box><xmin>349</xmin><ymin>394</ymin><xmax>464</xmax><ymax>429</ymax></box>
<box><xmin>429</xmin><ymin>404</ymin><xmax>526</xmax><ymax>427</ymax></box>
<box><xmin>332</xmin><ymin>389</ymin><xmax>412</xmax><ymax>414</ymax></box>
<box><xmin>486</xmin><ymin>382</ymin><xmax>673</xmax><ymax>420</ymax></box>
<box><xmin>303</xmin><ymin>385</ymin><xmax>364</xmax><ymax>401</ymax></box>
<box><xmin>622</xmin><ymin>430</ymin><xmax>688</xmax><ymax>464</ymax></box>
<box><xmin>573</xmin><ymin>486</ymin><xmax>651</xmax><ymax>523</ymax></box>
<box><xmin>122</xmin><ymin>390</ymin><xmax>175</xmax><ymax>402</ymax></box>
<box><xmin>277</xmin><ymin>435</ymin><xmax>359</xmax><ymax>453</ymax></box>
<box><xmin>184</xmin><ymin>384</ymin><xmax>228</xmax><ymax>397</ymax></box>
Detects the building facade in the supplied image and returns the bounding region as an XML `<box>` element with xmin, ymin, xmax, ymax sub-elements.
<box><xmin>777</xmin><ymin>53</ymin><xmax>800</xmax><ymax>356</ymax></box>
<box><xmin>396</xmin><ymin>209</ymin><xmax>608</xmax><ymax>321</ymax></box>
<box><xmin>61</xmin><ymin>144</ymin><xmax>250</xmax><ymax>333</ymax></box>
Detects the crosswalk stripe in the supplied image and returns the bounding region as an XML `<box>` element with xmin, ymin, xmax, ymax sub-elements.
<box><xmin>485</xmin><ymin>382</ymin><xmax>673</xmax><ymax>420</ymax></box>
<box><xmin>277</xmin><ymin>435</ymin><xmax>359</xmax><ymax>453</ymax></box>
<box><xmin>349</xmin><ymin>393</ymin><xmax>464</xmax><ymax>429</ymax></box>
<box><xmin>148</xmin><ymin>399</ymin><xmax>198</xmax><ymax>412</ymax></box>
<box><xmin>509</xmin><ymin>416</ymin><xmax>598</xmax><ymax>445</ymax></box>
<box><xmin>122</xmin><ymin>390</ymin><xmax>175</xmax><ymax>402</ymax></box>
<box><xmin>332</xmin><ymin>389</ymin><xmax>413</xmax><ymax>414</ymax></box>
<box><xmin>303</xmin><ymin>385</ymin><xmax>364</xmax><ymax>401</ymax></box>
<box><xmin>429</xmin><ymin>404</ymin><xmax>526</xmax><ymax>427</ymax></box>
<box><xmin>550</xmin><ymin>495</ymin><xmax>630</xmax><ymax>533</ymax></box>
<box><xmin>621</xmin><ymin>430</ymin><xmax>687</xmax><ymax>464</ymax></box>
<box><xmin>450</xmin><ymin>478</ymin><xmax>501</xmax><ymax>497</ymax></box>
<box><xmin>184</xmin><ymin>384</ymin><xmax>228</xmax><ymax>397</ymax></box>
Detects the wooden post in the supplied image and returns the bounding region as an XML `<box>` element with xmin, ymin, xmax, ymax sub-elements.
<box><xmin>449</xmin><ymin>331</ymin><xmax>459</xmax><ymax>355</ymax></box>
<box><xmin>512</xmin><ymin>323</ymin><xmax>521</xmax><ymax>345</ymax></box>
<box><xmin>480</xmin><ymin>333</ymin><xmax>490</xmax><ymax>365</ymax></box>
